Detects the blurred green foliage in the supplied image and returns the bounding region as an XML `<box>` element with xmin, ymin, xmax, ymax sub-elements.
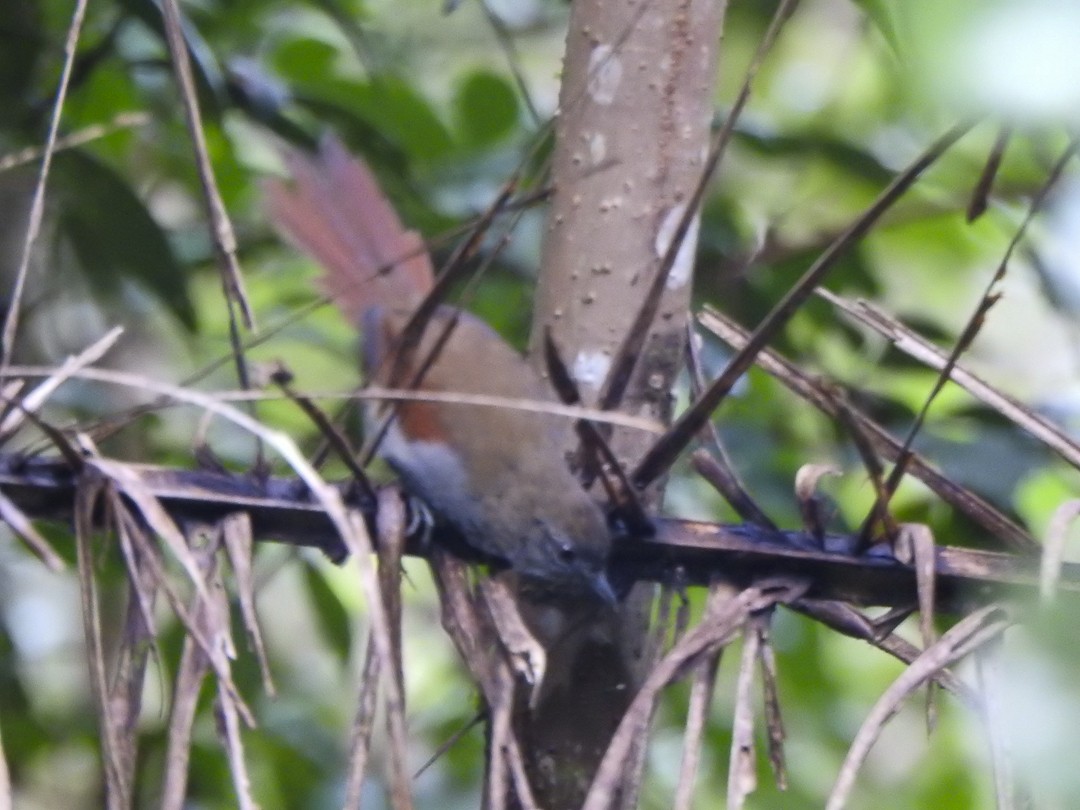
<box><xmin>1</xmin><ymin>0</ymin><xmax>1079</xmax><ymax>808</ymax></box>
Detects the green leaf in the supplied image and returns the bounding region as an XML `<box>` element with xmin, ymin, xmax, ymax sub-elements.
<box><xmin>453</xmin><ymin>70</ymin><xmax>519</xmax><ymax>149</ymax></box>
<box><xmin>852</xmin><ymin>0</ymin><xmax>902</xmax><ymax>55</ymax></box>
<box><xmin>734</xmin><ymin>127</ymin><xmax>893</xmax><ymax>186</ymax></box>
<box><xmin>52</xmin><ymin>150</ymin><xmax>197</xmax><ymax>330</ymax></box>
<box><xmin>270</xmin><ymin>37</ymin><xmax>339</xmax><ymax>87</ymax></box>
<box><xmin>301</xmin><ymin>560</ymin><xmax>352</xmax><ymax>663</ymax></box>
<box><xmin>347</xmin><ymin>77</ymin><xmax>454</xmax><ymax>162</ymax></box>
<box><xmin>286</xmin><ymin>71</ymin><xmax>454</xmax><ymax>162</ymax></box>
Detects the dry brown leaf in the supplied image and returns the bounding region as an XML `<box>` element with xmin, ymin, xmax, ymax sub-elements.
<box><xmin>221</xmin><ymin>512</ymin><xmax>275</xmax><ymax>695</ymax></box>
<box><xmin>672</xmin><ymin>649</ymin><xmax>722</xmax><ymax>810</ymax></box>
<box><xmin>429</xmin><ymin>552</ymin><xmax>539</xmax><ymax>810</ymax></box>
<box><xmin>756</xmin><ymin>614</ymin><xmax>787</xmax><ymax>790</ymax></box>
<box><xmin>373</xmin><ymin>490</ymin><xmax>412</xmax><ymax>810</ymax></box>
<box><xmin>481</xmin><ymin>576</ymin><xmax>547</xmax><ymax>708</ymax></box>
<box><xmin>74</xmin><ymin>479</ymin><xmax>132</xmax><ymax>810</ymax></box>
<box><xmin>583</xmin><ymin>579</ymin><xmax>806</xmax><ymax>810</ymax></box>
<box><xmin>727</xmin><ymin>623</ymin><xmax>760</xmax><ymax>810</ymax></box>
<box><xmin>1041</xmin><ymin>499</ymin><xmax>1080</xmax><ymax>602</ymax></box>
<box><xmin>87</xmin><ymin>456</ymin><xmax>212</xmax><ymax>607</ymax></box>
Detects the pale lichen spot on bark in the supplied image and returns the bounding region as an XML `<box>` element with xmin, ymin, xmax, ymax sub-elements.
<box><xmin>588</xmin><ymin>132</ymin><xmax>606</xmax><ymax>165</ymax></box>
<box><xmin>587</xmin><ymin>44</ymin><xmax>622</xmax><ymax>105</ymax></box>
<box><xmin>654</xmin><ymin>202</ymin><xmax>700</xmax><ymax>290</ymax></box>
<box><xmin>573</xmin><ymin>349</ymin><xmax>611</xmax><ymax>392</ymax></box>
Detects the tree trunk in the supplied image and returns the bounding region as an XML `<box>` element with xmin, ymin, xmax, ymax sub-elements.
<box><xmin>520</xmin><ymin>0</ymin><xmax>721</xmax><ymax>806</ymax></box>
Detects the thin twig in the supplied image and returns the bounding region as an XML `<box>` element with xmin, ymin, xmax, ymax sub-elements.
<box><xmin>111</xmin><ymin>499</ymin><xmax>161</xmax><ymax>758</ymax></box>
<box><xmin>582</xmin><ymin>580</ymin><xmax>807</xmax><ymax>810</ymax></box>
<box><xmin>0</xmin><ymin>327</ymin><xmax>123</xmax><ymax>442</ymax></box>
<box><xmin>75</xmin><ymin>480</ymin><xmax>132</xmax><ymax>810</ymax></box>
<box><xmin>160</xmin><ymin>524</ymin><xmax>225</xmax><ymax>810</ymax></box>
<box><xmin>272</xmin><ymin>367</ymin><xmax>375</xmax><ymax>493</ymax></box>
<box><xmin>216</xmin><ymin>691</ymin><xmax>258</xmax><ymax>810</ymax></box>
<box><xmin>374</xmin><ymin>490</ymin><xmax>413</xmax><ymax>810</ymax></box>
<box><xmin>429</xmin><ymin>552</ymin><xmax>540</xmax><ymax>810</ymax></box>
<box><xmin>0</xmin><ymin>112</ymin><xmax>149</xmax><ymax>173</ymax></box>
<box><xmin>413</xmin><ymin>712</ymin><xmax>485</xmax><ymax>779</ymax></box>
<box><xmin>200</xmin><ymin>538</ymin><xmax>259</xmax><ymax>810</ymax></box>
<box><xmin>0</xmin><ymin>0</ymin><xmax>90</xmax><ymax>371</ymax></box>
<box><xmin>160</xmin><ymin>607</ymin><xmax>208</xmax><ymax>810</ymax></box>
<box><xmin>1041</xmin><ymin>500</ymin><xmax>1080</xmax><ymax>602</ymax></box>
<box><xmin>634</xmin><ymin>120</ymin><xmax>975</xmax><ymax>489</ymax></box>
<box><xmin>0</xmin><ymin>491</ymin><xmax>65</xmax><ymax>571</ymax></box>
<box><xmin>110</xmin><ymin>501</ymin><xmax>254</xmax><ymax>725</ymax></box>
<box><xmin>344</xmin><ymin>633</ymin><xmax>381</xmax><ymax>808</ymax></box>
<box><xmin>821</xmin><ymin>290</ymin><xmax>1080</xmax><ymax>476</ymax></box>
<box><xmin>4</xmin><ymin>362</ymin><xmax>402</xmax><ymax>741</ymax></box>
<box><xmin>480</xmin><ymin>1</ymin><xmax>541</xmax><ymax>126</ymax></box>
<box><xmin>755</xmin><ymin>613</ymin><xmax>787</xmax><ymax>789</ymax></box>
<box><xmin>221</xmin><ymin>513</ymin><xmax>275</xmax><ymax>695</ymax></box>
<box><xmin>789</xmin><ymin>599</ymin><xmax>983</xmax><ymax>712</ymax></box>
<box><xmin>826</xmin><ymin>605</ymin><xmax>1011</xmax><ymax>810</ymax></box>
<box><xmin>967</xmin><ymin>125</ymin><xmax>1011</xmax><ymax>222</ymax></box>
<box><xmin>159</xmin><ymin>0</ymin><xmax>256</xmax><ymax>398</ymax></box>
<box><xmin>5</xmin><ymin>366</ymin><xmax>665</xmax><ymax>435</ymax></box>
<box><xmin>697</xmin><ymin>307</ymin><xmax>1038</xmax><ymax>552</ymax></box>
<box><xmin>672</xmin><ymin>649</ymin><xmax>722</xmax><ymax>810</ymax></box>
<box><xmin>861</xmin><ymin>135</ymin><xmax>1080</xmax><ymax>537</ymax></box>
<box><xmin>686</xmin><ymin>321</ymin><xmax>774</xmax><ymax>527</ymax></box>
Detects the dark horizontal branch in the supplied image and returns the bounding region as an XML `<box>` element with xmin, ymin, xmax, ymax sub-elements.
<box><xmin>0</xmin><ymin>455</ymin><xmax>1072</xmax><ymax>612</ymax></box>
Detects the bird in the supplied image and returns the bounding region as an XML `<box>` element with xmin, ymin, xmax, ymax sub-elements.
<box><xmin>264</xmin><ymin>134</ymin><xmax>615</xmax><ymax>602</ymax></box>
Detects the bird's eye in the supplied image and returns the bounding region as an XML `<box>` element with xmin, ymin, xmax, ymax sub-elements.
<box><xmin>557</xmin><ymin>543</ymin><xmax>576</xmax><ymax>563</ymax></box>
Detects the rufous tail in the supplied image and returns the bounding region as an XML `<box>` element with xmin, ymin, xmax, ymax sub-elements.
<box><xmin>263</xmin><ymin>134</ymin><xmax>434</xmax><ymax>322</ymax></box>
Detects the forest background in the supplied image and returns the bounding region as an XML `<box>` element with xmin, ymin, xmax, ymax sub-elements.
<box><xmin>1</xmin><ymin>0</ymin><xmax>1080</xmax><ymax>808</ymax></box>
